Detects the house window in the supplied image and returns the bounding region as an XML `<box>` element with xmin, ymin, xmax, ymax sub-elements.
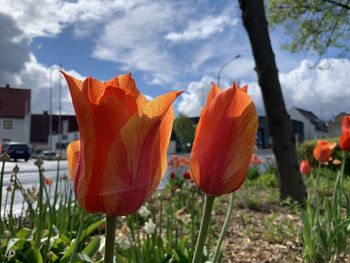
<box><xmin>3</xmin><ymin>120</ymin><xmax>13</xmax><ymax>129</ymax></box>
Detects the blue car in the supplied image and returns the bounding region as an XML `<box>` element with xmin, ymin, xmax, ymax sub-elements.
<box><xmin>1</xmin><ymin>142</ymin><xmax>30</xmax><ymax>161</ymax></box>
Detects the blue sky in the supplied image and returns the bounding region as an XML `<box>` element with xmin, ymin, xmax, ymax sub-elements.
<box><xmin>0</xmin><ymin>0</ymin><xmax>349</xmax><ymax>119</ymax></box>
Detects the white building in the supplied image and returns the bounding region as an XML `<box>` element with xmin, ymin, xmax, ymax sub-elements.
<box><xmin>0</xmin><ymin>85</ymin><xmax>31</xmax><ymax>144</ymax></box>
<box><xmin>288</xmin><ymin>106</ymin><xmax>328</xmax><ymax>140</ymax></box>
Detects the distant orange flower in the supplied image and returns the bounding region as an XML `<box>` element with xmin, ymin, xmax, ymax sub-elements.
<box><xmin>66</xmin><ymin>140</ymin><xmax>80</xmax><ymax>180</ymax></box>
<box><xmin>190</xmin><ymin>83</ymin><xmax>258</xmax><ymax>196</ymax></box>
<box><xmin>299</xmin><ymin>160</ymin><xmax>311</xmax><ymax>175</ymax></box>
<box><xmin>179</xmin><ymin>156</ymin><xmax>189</xmax><ymax>167</ymax></box>
<box><xmin>250</xmin><ymin>154</ymin><xmax>263</xmax><ymax>166</ymax></box>
<box><xmin>62</xmin><ymin>71</ymin><xmax>182</xmax><ymax>216</ymax></box>
<box><xmin>313</xmin><ymin>140</ymin><xmax>337</xmax><ymax>163</ymax></box>
<box><xmin>44</xmin><ymin>177</ymin><xmax>53</xmax><ymax>186</ymax></box>
<box><xmin>340</xmin><ymin>115</ymin><xmax>350</xmax><ymax>151</ymax></box>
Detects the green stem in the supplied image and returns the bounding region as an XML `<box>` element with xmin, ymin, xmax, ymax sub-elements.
<box><xmin>35</xmin><ymin>167</ymin><xmax>45</xmax><ymax>245</ymax></box>
<box><xmin>104</xmin><ymin>215</ymin><xmax>117</xmax><ymax>263</ymax></box>
<box><xmin>69</xmin><ymin>208</ymin><xmax>84</xmax><ymax>263</ymax></box>
<box><xmin>3</xmin><ymin>190</ymin><xmax>9</xmax><ymax>219</ymax></box>
<box><xmin>9</xmin><ymin>181</ymin><xmax>16</xmax><ymax>235</ymax></box>
<box><xmin>0</xmin><ymin>160</ymin><xmax>6</xmax><ymax>235</ymax></box>
<box><xmin>53</xmin><ymin>159</ymin><xmax>60</xmax><ymax>223</ymax></box>
<box><xmin>212</xmin><ymin>193</ymin><xmax>235</xmax><ymax>263</ymax></box>
<box><xmin>192</xmin><ymin>194</ymin><xmax>215</xmax><ymax>263</ymax></box>
<box><xmin>313</xmin><ymin>162</ymin><xmax>322</xmax><ymax>225</ymax></box>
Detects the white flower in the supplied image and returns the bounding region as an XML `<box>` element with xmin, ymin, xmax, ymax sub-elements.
<box><xmin>144</xmin><ymin>219</ymin><xmax>156</xmax><ymax>235</ymax></box>
<box><xmin>115</xmin><ymin>232</ymin><xmax>131</xmax><ymax>250</ymax></box>
<box><xmin>138</xmin><ymin>205</ymin><xmax>151</xmax><ymax>219</ymax></box>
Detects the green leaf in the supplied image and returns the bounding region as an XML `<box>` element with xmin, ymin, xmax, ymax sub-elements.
<box><xmin>60</xmin><ymin>219</ymin><xmax>105</xmax><ymax>262</ymax></box>
<box><xmin>16</xmin><ymin>228</ymin><xmax>32</xmax><ymax>239</ymax></box>
<box><xmin>22</xmin><ymin>240</ymin><xmax>43</xmax><ymax>263</ymax></box>
<box><xmin>82</xmin><ymin>237</ymin><xmax>101</xmax><ymax>258</ymax></box>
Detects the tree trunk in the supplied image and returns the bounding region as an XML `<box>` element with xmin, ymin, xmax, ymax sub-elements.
<box><xmin>239</xmin><ymin>0</ymin><xmax>307</xmax><ymax>202</ymax></box>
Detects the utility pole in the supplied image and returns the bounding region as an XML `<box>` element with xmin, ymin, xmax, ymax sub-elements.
<box><xmin>58</xmin><ymin>63</ymin><xmax>62</xmax><ymax>155</ymax></box>
<box><xmin>217</xmin><ymin>54</ymin><xmax>241</xmax><ymax>87</ymax></box>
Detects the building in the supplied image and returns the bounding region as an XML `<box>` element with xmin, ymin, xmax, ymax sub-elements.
<box><xmin>328</xmin><ymin>112</ymin><xmax>349</xmax><ymax>138</ymax></box>
<box><xmin>288</xmin><ymin>106</ymin><xmax>328</xmax><ymax>140</ymax></box>
<box><xmin>0</xmin><ymin>85</ymin><xmax>31</xmax><ymax>144</ymax></box>
<box><xmin>257</xmin><ymin>116</ymin><xmax>304</xmax><ymax>148</ymax></box>
<box><xmin>30</xmin><ymin>112</ymin><xmax>79</xmax><ymax>152</ymax></box>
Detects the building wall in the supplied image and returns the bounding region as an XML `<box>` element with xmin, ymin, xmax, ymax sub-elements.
<box><xmin>328</xmin><ymin>114</ymin><xmax>345</xmax><ymax>138</ymax></box>
<box><xmin>288</xmin><ymin>107</ymin><xmax>316</xmax><ymax>141</ymax></box>
<box><xmin>0</xmin><ymin>115</ymin><xmax>31</xmax><ymax>144</ymax></box>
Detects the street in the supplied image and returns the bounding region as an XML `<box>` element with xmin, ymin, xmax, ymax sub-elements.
<box><xmin>1</xmin><ymin>159</ymin><xmax>68</xmax><ymax>215</ymax></box>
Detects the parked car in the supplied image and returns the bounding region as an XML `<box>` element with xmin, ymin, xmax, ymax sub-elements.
<box><xmin>38</xmin><ymin>151</ymin><xmax>56</xmax><ymax>160</ymax></box>
<box><xmin>1</xmin><ymin>142</ymin><xmax>30</xmax><ymax>161</ymax></box>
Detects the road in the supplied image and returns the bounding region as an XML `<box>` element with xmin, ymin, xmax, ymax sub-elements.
<box><xmin>1</xmin><ymin>159</ymin><xmax>69</xmax><ymax>216</ymax></box>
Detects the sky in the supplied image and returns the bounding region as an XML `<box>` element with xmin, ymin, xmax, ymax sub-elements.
<box><xmin>0</xmin><ymin>0</ymin><xmax>349</xmax><ymax>120</ymax></box>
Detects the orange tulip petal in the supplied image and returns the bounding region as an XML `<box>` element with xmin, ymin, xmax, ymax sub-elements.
<box><xmin>82</xmin><ymin>77</ymin><xmax>106</xmax><ymax>105</ymax></box>
<box><xmin>117</xmin><ymin>73</ymin><xmax>148</xmax><ymax>112</ymax></box>
<box><xmin>81</xmin><ymin>95</ymin><xmax>131</xmax><ymax>213</ymax></box>
<box><xmin>67</xmin><ymin>140</ymin><xmax>80</xmax><ymax>180</ymax></box>
<box><xmin>313</xmin><ymin>140</ymin><xmax>336</xmax><ymax>163</ymax></box>
<box><xmin>342</xmin><ymin>116</ymin><xmax>350</xmax><ymax>131</ymax></box>
<box><xmin>190</xmin><ymin>85</ymin><xmax>258</xmax><ymax>196</ymax></box>
<box><xmin>99</xmin><ymin>91</ymin><xmax>181</xmax><ymax>215</ymax></box>
<box><xmin>340</xmin><ymin>130</ymin><xmax>350</xmax><ymax>151</ymax></box>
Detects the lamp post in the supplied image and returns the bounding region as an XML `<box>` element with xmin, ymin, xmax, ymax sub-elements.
<box><xmin>217</xmin><ymin>54</ymin><xmax>241</xmax><ymax>87</ymax></box>
<box><xmin>49</xmin><ymin>67</ymin><xmax>54</xmax><ymax>152</ymax></box>
<box><xmin>48</xmin><ymin>64</ymin><xmax>62</xmax><ymax>152</ymax></box>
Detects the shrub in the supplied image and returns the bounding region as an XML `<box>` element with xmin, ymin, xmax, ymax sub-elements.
<box><xmin>297</xmin><ymin>138</ymin><xmax>350</xmax><ymax>175</ymax></box>
<box><xmin>256</xmin><ymin>172</ymin><xmax>279</xmax><ymax>188</ymax></box>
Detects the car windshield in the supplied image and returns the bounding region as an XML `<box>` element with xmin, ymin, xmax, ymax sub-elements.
<box><xmin>9</xmin><ymin>145</ymin><xmax>28</xmax><ymax>151</ymax></box>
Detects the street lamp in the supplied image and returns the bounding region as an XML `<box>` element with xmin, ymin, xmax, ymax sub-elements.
<box><xmin>217</xmin><ymin>54</ymin><xmax>241</xmax><ymax>87</ymax></box>
<box><xmin>48</xmin><ymin>64</ymin><xmax>62</xmax><ymax>152</ymax></box>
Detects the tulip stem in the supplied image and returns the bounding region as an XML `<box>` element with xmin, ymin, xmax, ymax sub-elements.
<box><xmin>192</xmin><ymin>194</ymin><xmax>215</xmax><ymax>263</ymax></box>
<box><xmin>105</xmin><ymin>215</ymin><xmax>117</xmax><ymax>263</ymax></box>
<box><xmin>212</xmin><ymin>193</ymin><xmax>235</xmax><ymax>263</ymax></box>
<box><xmin>0</xmin><ymin>159</ymin><xmax>6</xmax><ymax>235</ymax></box>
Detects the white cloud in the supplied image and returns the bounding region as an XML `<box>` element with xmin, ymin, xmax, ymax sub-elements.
<box><xmin>3</xmin><ymin>54</ymin><xmax>83</xmax><ymax>115</ymax></box>
<box><xmin>177</xmin><ymin>58</ymin><xmax>350</xmax><ymax>119</ymax></box>
<box><xmin>0</xmin><ymin>0</ymin><xmax>136</xmax><ymax>38</ymax></box>
<box><xmin>280</xmin><ymin>58</ymin><xmax>350</xmax><ymax>119</ymax></box>
<box><xmin>165</xmin><ymin>15</ymin><xmax>238</xmax><ymax>42</ymax></box>
<box><xmin>92</xmin><ymin>2</ymin><xmax>182</xmax><ymax>83</ymax></box>
<box><xmin>177</xmin><ymin>75</ymin><xmax>262</xmax><ymax>117</ymax></box>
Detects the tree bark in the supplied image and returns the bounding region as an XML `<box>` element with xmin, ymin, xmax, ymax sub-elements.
<box><xmin>239</xmin><ymin>0</ymin><xmax>307</xmax><ymax>202</ymax></box>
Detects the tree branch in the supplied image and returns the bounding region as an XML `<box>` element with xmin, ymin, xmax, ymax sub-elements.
<box><xmin>324</xmin><ymin>0</ymin><xmax>350</xmax><ymax>10</ymax></box>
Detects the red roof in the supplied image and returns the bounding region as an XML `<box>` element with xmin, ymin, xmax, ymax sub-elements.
<box><xmin>0</xmin><ymin>86</ymin><xmax>31</xmax><ymax>118</ymax></box>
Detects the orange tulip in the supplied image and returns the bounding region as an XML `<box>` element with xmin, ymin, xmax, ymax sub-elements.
<box><xmin>66</xmin><ymin>140</ymin><xmax>80</xmax><ymax>179</ymax></box>
<box><xmin>44</xmin><ymin>177</ymin><xmax>53</xmax><ymax>186</ymax></box>
<box><xmin>62</xmin><ymin>72</ymin><xmax>182</xmax><ymax>216</ymax></box>
<box><xmin>340</xmin><ymin>115</ymin><xmax>350</xmax><ymax>151</ymax></box>
<box><xmin>189</xmin><ymin>83</ymin><xmax>258</xmax><ymax>196</ymax></box>
<box><xmin>250</xmin><ymin>153</ymin><xmax>263</xmax><ymax>166</ymax></box>
<box><xmin>313</xmin><ymin>140</ymin><xmax>337</xmax><ymax>163</ymax></box>
<box><xmin>299</xmin><ymin>160</ymin><xmax>311</xmax><ymax>175</ymax></box>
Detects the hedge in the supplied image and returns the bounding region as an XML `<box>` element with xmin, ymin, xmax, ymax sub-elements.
<box><xmin>297</xmin><ymin>138</ymin><xmax>350</xmax><ymax>175</ymax></box>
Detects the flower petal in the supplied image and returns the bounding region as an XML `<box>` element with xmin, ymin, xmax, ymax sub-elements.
<box><xmin>66</xmin><ymin>140</ymin><xmax>80</xmax><ymax>180</ymax></box>
<box><xmin>100</xmin><ymin>91</ymin><xmax>181</xmax><ymax>215</ymax></box>
<box><xmin>190</xmin><ymin>86</ymin><xmax>258</xmax><ymax>195</ymax></box>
